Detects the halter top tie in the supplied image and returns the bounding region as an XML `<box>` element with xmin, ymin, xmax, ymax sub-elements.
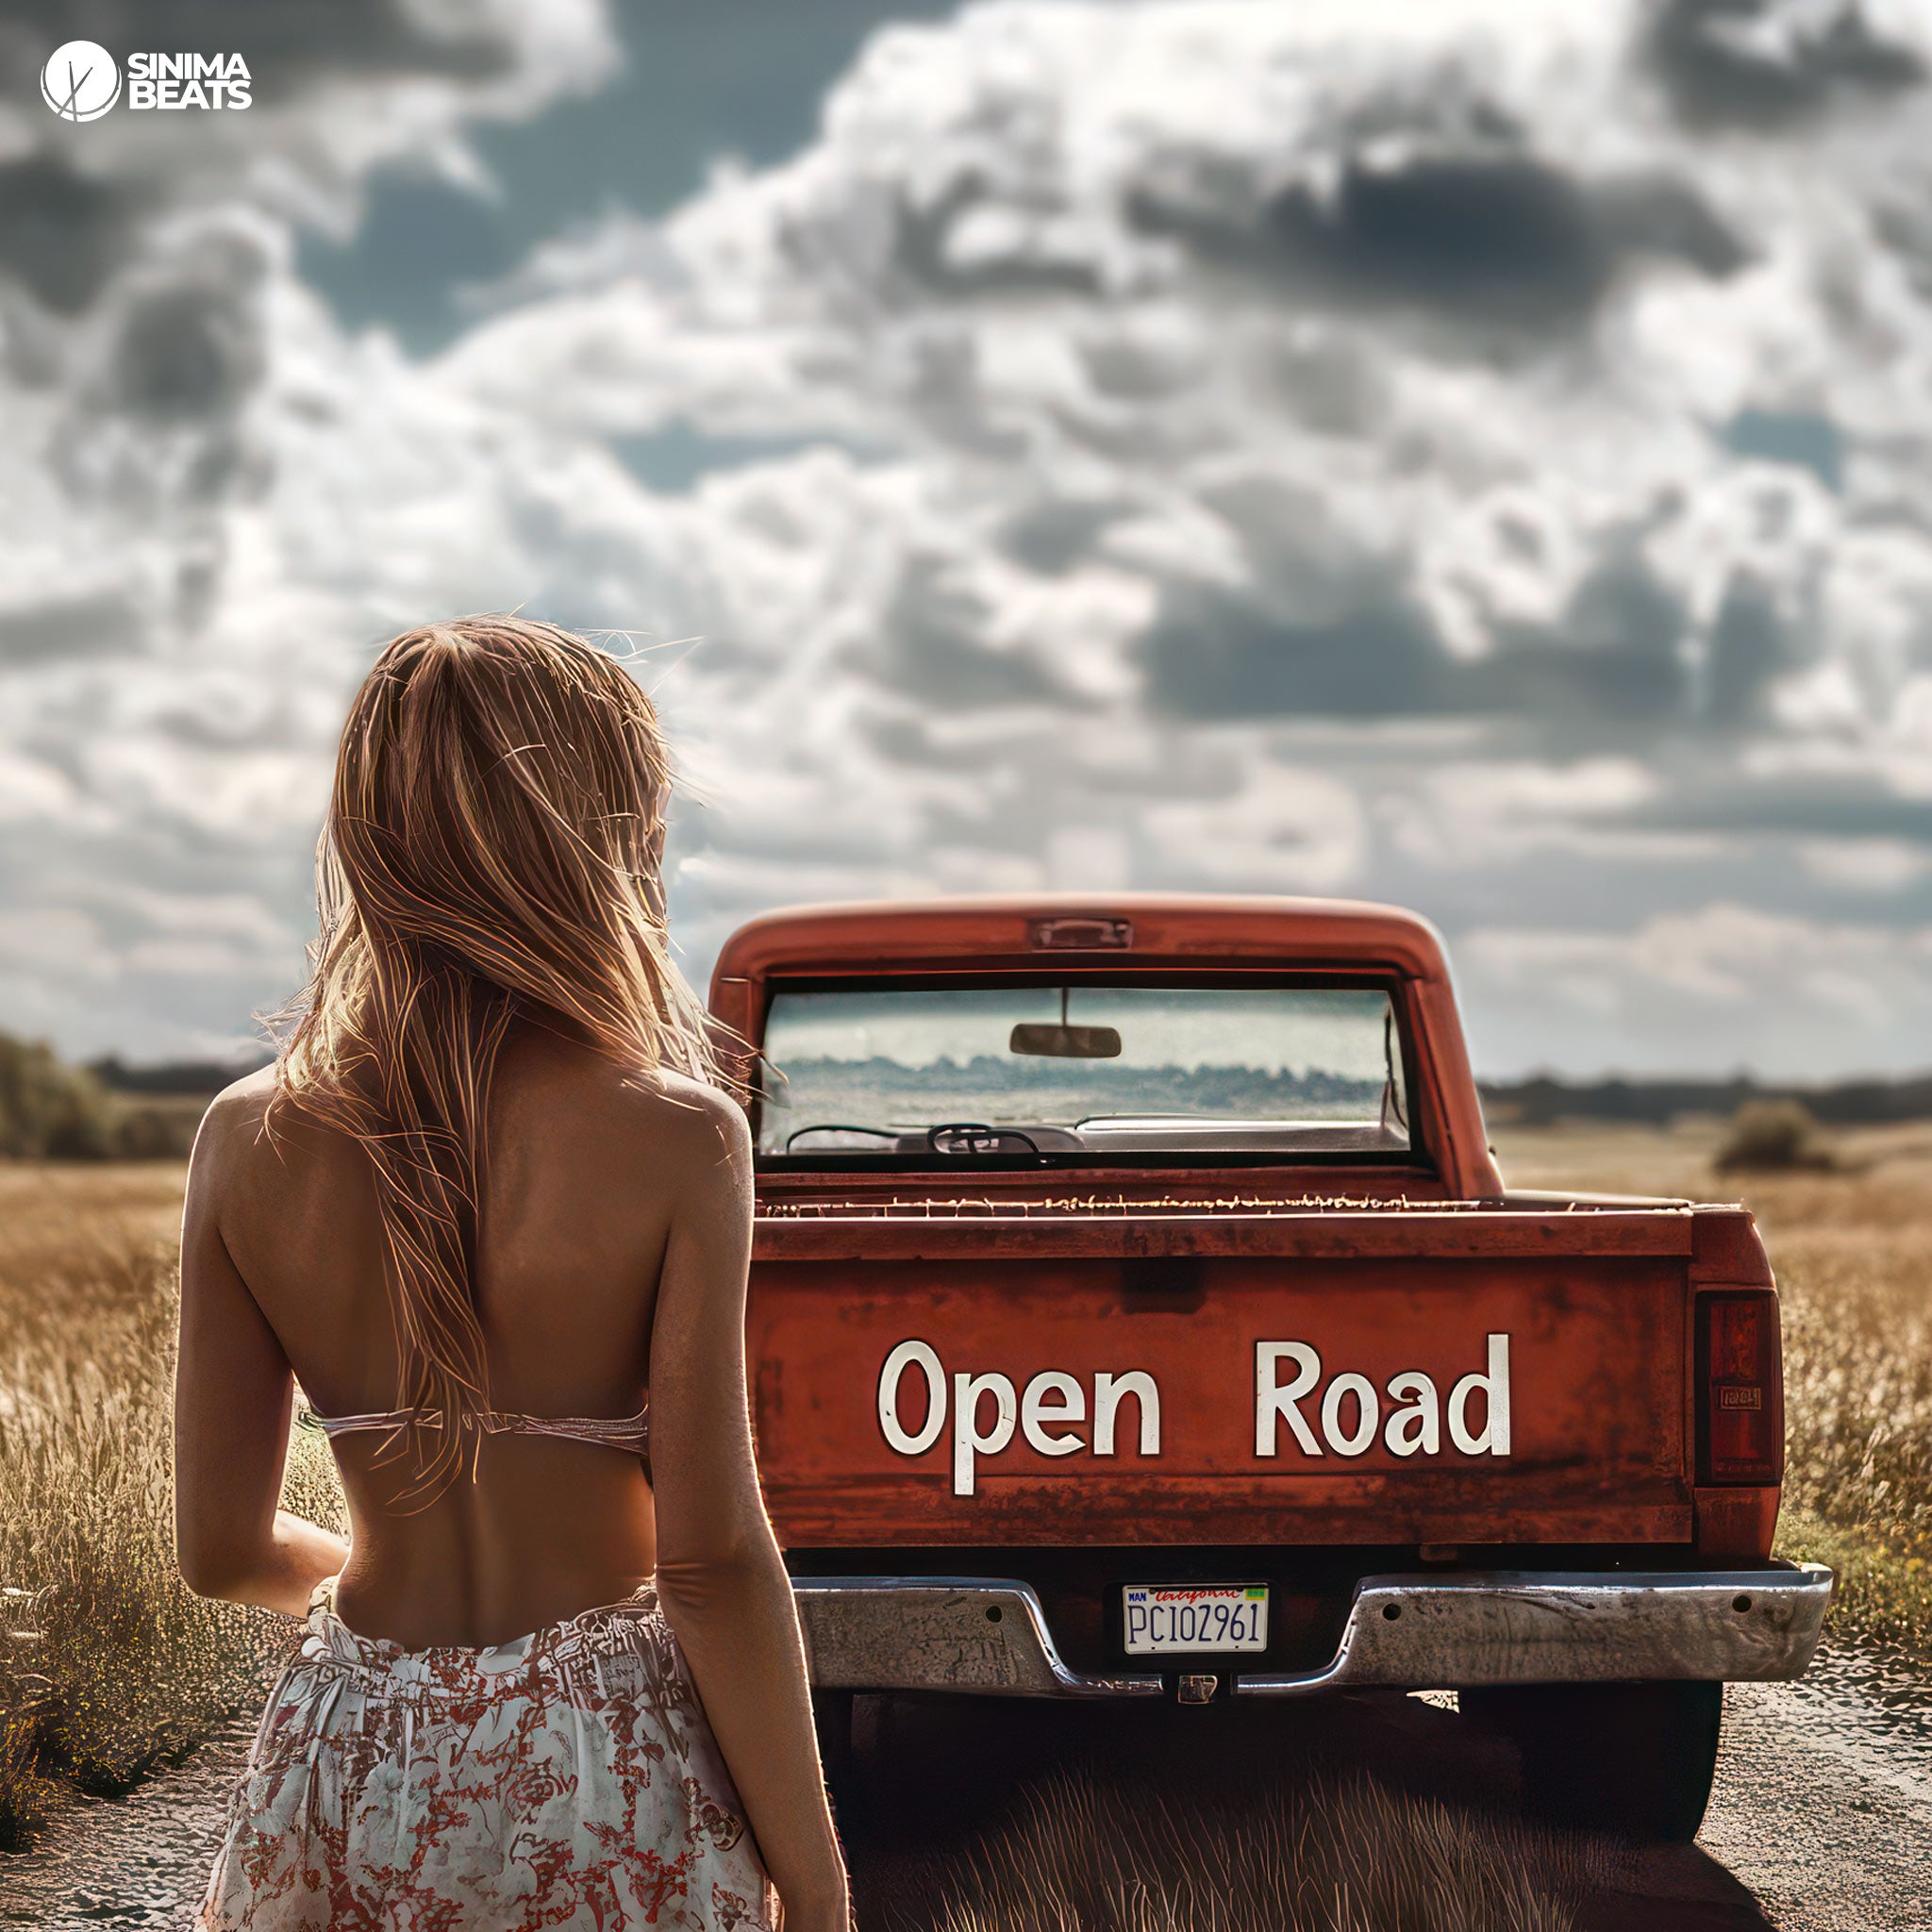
<box><xmin>308</xmin><ymin>1403</ymin><xmax>650</xmax><ymax>1457</ymax></box>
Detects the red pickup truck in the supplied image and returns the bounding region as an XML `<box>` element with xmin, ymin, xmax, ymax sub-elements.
<box><xmin>707</xmin><ymin>894</ymin><xmax>1831</xmax><ymax>1841</ymax></box>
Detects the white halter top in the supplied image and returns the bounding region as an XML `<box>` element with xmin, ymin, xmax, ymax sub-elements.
<box><xmin>308</xmin><ymin>1403</ymin><xmax>650</xmax><ymax>1457</ymax></box>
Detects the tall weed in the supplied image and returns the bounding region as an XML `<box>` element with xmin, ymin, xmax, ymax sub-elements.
<box><xmin>0</xmin><ymin>1165</ymin><xmax>344</xmax><ymax>1843</ymax></box>
<box><xmin>868</xmin><ymin>1767</ymin><xmax>1607</xmax><ymax>1932</ymax></box>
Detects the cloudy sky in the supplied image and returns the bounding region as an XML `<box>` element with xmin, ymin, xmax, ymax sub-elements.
<box><xmin>7</xmin><ymin>0</ymin><xmax>1932</xmax><ymax>1080</ymax></box>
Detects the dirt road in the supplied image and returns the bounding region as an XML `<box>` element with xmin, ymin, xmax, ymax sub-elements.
<box><xmin>1701</xmin><ymin>1646</ymin><xmax>1932</xmax><ymax>1931</ymax></box>
<box><xmin>1</xmin><ymin>1645</ymin><xmax>1925</xmax><ymax>1930</ymax></box>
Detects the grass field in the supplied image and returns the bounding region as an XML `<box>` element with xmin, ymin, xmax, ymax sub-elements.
<box><xmin>0</xmin><ymin>1128</ymin><xmax>1927</xmax><ymax>1846</ymax></box>
<box><xmin>0</xmin><ymin>1164</ymin><xmax>344</xmax><ymax>1847</ymax></box>
<box><xmin>1492</xmin><ymin>1119</ymin><xmax>1932</xmax><ymax>1657</ymax></box>
<box><xmin>867</xmin><ymin>1765</ymin><xmax>1608</xmax><ymax>1932</ymax></box>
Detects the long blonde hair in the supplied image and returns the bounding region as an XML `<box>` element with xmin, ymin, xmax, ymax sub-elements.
<box><xmin>273</xmin><ymin>615</ymin><xmax>718</xmax><ymax>1500</ymax></box>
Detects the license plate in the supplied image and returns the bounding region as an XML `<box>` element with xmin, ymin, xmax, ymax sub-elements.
<box><xmin>1123</xmin><ymin>1584</ymin><xmax>1269</xmax><ymax>1655</ymax></box>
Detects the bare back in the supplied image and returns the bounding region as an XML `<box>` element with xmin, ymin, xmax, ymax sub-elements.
<box><xmin>182</xmin><ymin>1024</ymin><xmax>743</xmax><ymax>1648</ymax></box>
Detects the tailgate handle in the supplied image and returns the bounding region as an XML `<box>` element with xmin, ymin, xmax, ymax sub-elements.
<box><xmin>1030</xmin><ymin>916</ymin><xmax>1133</xmax><ymax>950</ymax></box>
<box><xmin>1120</xmin><ymin>1257</ymin><xmax>1206</xmax><ymax>1312</ymax></box>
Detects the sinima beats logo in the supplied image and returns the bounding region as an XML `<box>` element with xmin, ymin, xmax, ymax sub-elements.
<box><xmin>40</xmin><ymin>42</ymin><xmax>252</xmax><ymax>118</ymax></box>
<box><xmin>41</xmin><ymin>41</ymin><xmax>120</xmax><ymax>122</ymax></box>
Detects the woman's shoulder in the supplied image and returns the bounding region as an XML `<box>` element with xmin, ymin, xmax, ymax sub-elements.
<box><xmin>190</xmin><ymin>1063</ymin><xmax>355</xmax><ymax>1196</ymax></box>
<box><xmin>496</xmin><ymin>1032</ymin><xmax>749</xmax><ymax>1168</ymax></box>
<box><xmin>188</xmin><ymin>1039</ymin><xmax>748</xmax><ymax>1196</ymax></box>
<box><xmin>192</xmin><ymin>1064</ymin><xmax>279</xmax><ymax>1164</ymax></box>
<box><xmin>484</xmin><ymin>1040</ymin><xmax>750</xmax><ymax>1230</ymax></box>
<box><xmin>587</xmin><ymin>1060</ymin><xmax>750</xmax><ymax>1175</ymax></box>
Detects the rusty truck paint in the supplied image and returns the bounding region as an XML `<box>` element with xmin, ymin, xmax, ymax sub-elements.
<box><xmin>711</xmin><ymin>895</ymin><xmax>1787</xmax><ymax>1582</ymax></box>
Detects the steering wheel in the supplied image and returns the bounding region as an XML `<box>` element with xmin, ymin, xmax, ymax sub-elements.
<box><xmin>926</xmin><ymin>1122</ymin><xmax>1041</xmax><ymax>1157</ymax></box>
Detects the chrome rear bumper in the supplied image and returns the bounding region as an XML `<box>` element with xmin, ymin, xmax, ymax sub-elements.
<box><xmin>791</xmin><ymin>1563</ymin><xmax>1832</xmax><ymax>1698</ymax></box>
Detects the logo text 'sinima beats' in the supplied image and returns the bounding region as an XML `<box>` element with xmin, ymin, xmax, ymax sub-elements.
<box><xmin>39</xmin><ymin>43</ymin><xmax>252</xmax><ymax>117</ymax></box>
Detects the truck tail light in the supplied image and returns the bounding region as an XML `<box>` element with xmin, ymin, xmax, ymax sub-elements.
<box><xmin>1696</xmin><ymin>1291</ymin><xmax>1782</xmax><ymax>1485</ymax></box>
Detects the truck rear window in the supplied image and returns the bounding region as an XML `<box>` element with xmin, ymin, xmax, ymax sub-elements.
<box><xmin>755</xmin><ymin>984</ymin><xmax>1409</xmax><ymax>1161</ymax></box>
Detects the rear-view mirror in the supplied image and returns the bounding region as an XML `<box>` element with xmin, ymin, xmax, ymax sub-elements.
<box><xmin>1008</xmin><ymin>1022</ymin><xmax>1122</xmax><ymax>1059</ymax></box>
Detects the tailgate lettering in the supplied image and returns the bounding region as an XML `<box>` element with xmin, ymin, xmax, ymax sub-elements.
<box><xmin>878</xmin><ymin>1333</ymin><xmax>1512</xmax><ymax>1493</ymax></box>
<box><xmin>877</xmin><ymin>1340</ymin><xmax>946</xmax><ymax>1455</ymax></box>
<box><xmin>1257</xmin><ymin>1335</ymin><xmax>1512</xmax><ymax>1459</ymax></box>
<box><xmin>1255</xmin><ymin>1342</ymin><xmax>1323</xmax><ymax>1455</ymax></box>
<box><xmin>877</xmin><ymin>1347</ymin><xmax>1165</xmax><ymax>1494</ymax></box>
<box><xmin>1385</xmin><ymin>1371</ymin><xmax>1441</xmax><ymax>1457</ymax></box>
<box><xmin>1093</xmin><ymin>1371</ymin><xmax>1159</xmax><ymax>1457</ymax></box>
<box><xmin>1021</xmin><ymin>1372</ymin><xmax>1085</xmax><ymax>1455</ymax></box>
<box><xmin>1448</xmin><ymin>1334</ymin><xmax>1511</xmax><ymax>1456</ymax></box>
<box><xmin>953</xmin><ymin>1373</ymin><xmax>1018</xmax><ymax>1496</ymax></box>
<box><xmin>1321</xmin><ymin>1373</ymin><xmax>1380</xmax><ymax>1457</ymax></box>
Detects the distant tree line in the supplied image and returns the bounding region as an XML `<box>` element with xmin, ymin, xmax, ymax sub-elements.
<box><xmin>1479</xmin><ymin>1072</ymin><xmax>1932</xmax><ymax>1126</ymax></box>
<box><xmin>781</xmin><ymin>1055</ymin><xmax>1932</xmax><ymax>1126</ymax></box>
<box><xmin>7</xmin><ymin>1025</ymin><xmax>1932</xmax><ymax>1160</ymax></box>
<box><xmin>0</xmin><ymin>1033</ymin><xmax>264</xmax><ymax>1159</ymax></box>
<box><xmin>764</xmin><ymin>1054</ymin><xmax>1388</xmax><ymax>1124</ymax></box>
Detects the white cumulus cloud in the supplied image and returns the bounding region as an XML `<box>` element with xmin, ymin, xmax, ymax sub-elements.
<box><xmin>6</xmin><ymin>0</ymin><xmax>1932</xmax><ymax>1075</ymax></box>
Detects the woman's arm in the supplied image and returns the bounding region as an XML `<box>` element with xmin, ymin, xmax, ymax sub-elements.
<box><xmin>648</xmin><ymin>1087</ymin><xmax>849</xmax><ymax>1932</ymax></box>
<box><xmin>175</xmin><ymin>1091</ymin><xmax>350</xmax><ymax>1615</ymax></box>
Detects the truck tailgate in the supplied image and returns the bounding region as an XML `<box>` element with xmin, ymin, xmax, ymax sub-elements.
<box><xmin>747</xmin><ymin>1208</ymin><xmax>1696</xmax><ymax>1547</ymax></box>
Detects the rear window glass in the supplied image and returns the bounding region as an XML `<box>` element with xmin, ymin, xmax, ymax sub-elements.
<box><xmin>755</xmin><ymin>983</ymin><xmax>1409</xmax><ymax>1160</ymax></box>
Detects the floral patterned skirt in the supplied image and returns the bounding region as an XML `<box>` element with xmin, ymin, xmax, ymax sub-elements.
<box><xmin>200</xmin><ymin>1578</ymin><xmax>774</xmax><ymax>1931</ymax></box>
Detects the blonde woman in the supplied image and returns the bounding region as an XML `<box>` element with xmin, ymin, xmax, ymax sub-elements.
<box><xmin>175</xmin><ymin>617</ymin><xmax>847</xmax><ymax>1931</ymax></box>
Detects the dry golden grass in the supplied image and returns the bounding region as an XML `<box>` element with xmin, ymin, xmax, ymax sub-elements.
<box><xmin>1</xmin><ymin>1126</ymin><xmax>1926</xmax><ymax>1841</ymax></box>
<box><xmin>0</xmin><ymin>1164</ymin><xmax>345</xmax><ymax>1845</ymax></box>
<box><xmin>1496</xmin><ymin>1120</ymin><xmax>1932</xmax><ymax>1659</ymax></box>
<box><xmin>870</xmin><ymin>1768</ymin><xmax>1607</xmax><ymax>1932</ymax></box>
<box><xmin>1741</xmin><ymin>1151</ymin><xmax>1932</xmax><ymax>1655</ymax></box>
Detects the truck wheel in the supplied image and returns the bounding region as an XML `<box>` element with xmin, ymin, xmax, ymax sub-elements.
<box><xmin>1460</xmin><ymin>1680</ymin><xmax>1724</xmax><ymax>1842</ymax></box>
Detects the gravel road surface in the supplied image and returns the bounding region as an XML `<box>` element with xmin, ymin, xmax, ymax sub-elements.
<box><xmin>1</xmin><ymin>1645</ymin><xmax>1924</xmax><ymax>1931</ymax></box>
